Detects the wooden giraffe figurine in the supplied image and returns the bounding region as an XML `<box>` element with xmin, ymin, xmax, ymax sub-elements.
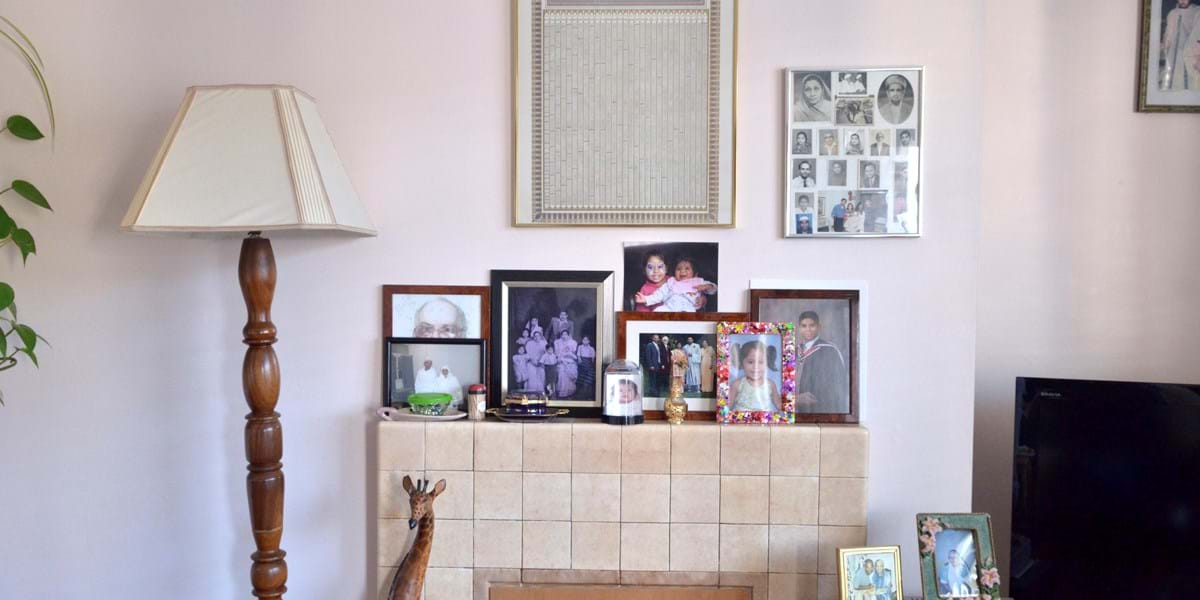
<box><xmin>387</xmin><ymin>476</ymin><xmax>447</xmax><ymax>600</ymax></box>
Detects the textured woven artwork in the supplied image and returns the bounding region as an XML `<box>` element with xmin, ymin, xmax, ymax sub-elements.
<box><xmin>515</xmin><ymin>0</ymin><xmax>735</xmax><ymax>226</ymax></box>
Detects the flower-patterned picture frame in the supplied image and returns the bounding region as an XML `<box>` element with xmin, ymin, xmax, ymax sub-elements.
<box><xmin>715</xmin><ymin>321</ymin><xmax>796</xmax><ymax>423</ymax></box>
<box><xmin>916</xmin><ymin>513</ymin><xmax>1000</xmax><ymax>600</ymax></box>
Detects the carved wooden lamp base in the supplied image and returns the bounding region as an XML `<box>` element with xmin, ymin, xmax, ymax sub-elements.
<box><xmin>240</xmin><ymin>233</ymin><xmax>288</xmax><ymax>599</ymax></box>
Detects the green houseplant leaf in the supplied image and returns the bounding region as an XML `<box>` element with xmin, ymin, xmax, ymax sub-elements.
<box><xmin>11</xmin><ymin>228</ymin><xmax>35</xmax><ymax>263</ymax></box>
<box><xmin>5</xmin><ymin>115</ymin><xmax>43</xmax><ymax>140</ymax></box>
<box><xmin>0</xmin><ymin>283</ymin><xmax>13</xmax><ymax>312</ymax></box>
<box><xmin>14</xmin><ymin>323</ymin><xmax>36</xmax><ymax>352</ymax></box>
<box><xmin>0</xmin><ymin>205</ymin><xmax>14</xmax><ymax>239</ymax></box>
<box><xmin>16</xmin><ymin>347</ymin><xmax>38</xmax><ymax>368</ymax></box>
<box><xmin>0</xmin><ymin>326</ymin><xmax>8</xmax><ymax>357</ymax></box>
<box><xmin>11</xmin><ymin>180</ymin><xmax>50</xmax><ymax>210</ymax></box>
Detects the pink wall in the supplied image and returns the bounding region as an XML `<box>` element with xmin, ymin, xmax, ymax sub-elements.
<box><xmin>973</xmin><ymin>0</ymin><xmax>1200</xmax><ymax>592</ymax></box>
<box><xmin>0</xmin><ymin>1</ymin><xmax>982</xmax><ymax>597</ymax></box>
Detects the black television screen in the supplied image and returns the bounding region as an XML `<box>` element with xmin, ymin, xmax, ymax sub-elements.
<box><xmin>1010</xmin><ymin>377</ymin><xmax>1200</xmax><ymax>598</ymax></box>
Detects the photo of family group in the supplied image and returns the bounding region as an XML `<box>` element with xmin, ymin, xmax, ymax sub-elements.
<box><xmin>785</xmin><ymin>67</ymin><xmax>922</xmax><ymax>237</ymax></box>
<box><xmin>623</xmin><ymin>242</ymin><xmax>720</xmax><ymax>313</ymax></box>
<box><xmin>637</xmin><ymin>332</ymin><xmax>717</xmax><ymax>400</ymax></box>
<box><xmin>505</xmin><ymin>286</ymin><xmax>599</xmax><ymax>401</ymax></box>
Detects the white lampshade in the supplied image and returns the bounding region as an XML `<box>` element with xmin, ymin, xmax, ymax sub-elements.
<box><xmin>122</xmin><ymin>84</ymin><xmax>376</xmax><ymax>235</ymax></box>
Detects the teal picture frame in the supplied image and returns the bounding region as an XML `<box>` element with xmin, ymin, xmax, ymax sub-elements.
<box><xmin>915</xmin><ymin>513</ymin><xmax>1000</xmax><ymax>600</ymax></box>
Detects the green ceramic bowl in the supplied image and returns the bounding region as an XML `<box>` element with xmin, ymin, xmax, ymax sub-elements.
<box><xmin>408</xmin><ymin>393</ymin><xmax>453</xmax><ymax>416</ymax></box>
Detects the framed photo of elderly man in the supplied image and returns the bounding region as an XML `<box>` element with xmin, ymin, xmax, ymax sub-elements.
<box><xmin>383</xmin><ymin>285</ymin><xmax>490</xmax><ymax>341</ymax></box>
<box><xmin>784</xmin><ymin>67</ymin><xmax>924</xmax><ymax>238</ymax></box>
<box><xmin>916</xmin><ymin>513</ymin><xmax>1001</xmax><ymax>600</ymax></box>
<box><xmin>750</xmin><ymin>288</ymin><xmax>859</xmax><ymax>423</ymax></box>
<box><xmin>1138</xmin><ymin>0</ymin><xmax>1200</xmax><ymax>112</ymax></box>
<box><xmin>490</xmin><ymin>270</ymin><xmax>615</xmax><ymax>417</ymax></box>
<box><xmin>839</xmin><ymin>546</ymin><xmax>904</xmax><ymax>600</ymax></box>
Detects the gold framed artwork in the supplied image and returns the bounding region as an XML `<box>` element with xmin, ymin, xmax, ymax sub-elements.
<box><xmin>513</xmin><ymin>0</ymin><xmax>738</xmax><ymax>226</ymax></box>
<box><xmin>838</xmin><ymin>546</ymin><xmax>903</xmax><ymax>600</ymax></box>
<box><xmin>1138</xmin><ymin>0</ymin><xmax>1200</xmax><ymax>112</ymax></box>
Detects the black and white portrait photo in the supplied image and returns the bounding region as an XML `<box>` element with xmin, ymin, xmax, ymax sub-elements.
<box><xmin>896</xmin><ymin>128</ymin><xmax>918</xmax><ymax>154</ymax></box>
<box><xmin>859</xmin><ymin>191</ymin><xmax>888</xmax><ymax>233</ymax></box>
<box><xmin>837</xmin><ymin>71</ymin><xmax>868</xmax><ymax>95</ymax></box>
<box><xmin>385</xmin><ymin>339</ymin><xmax>484</xmax><ymax>409</ymax></box>
<box><xmin>623</xmin><ymin>242</ymin><xmax>720</xmax><ymax>314</ymax></box>
<box><xmin>869</xmin><ymin>129</ymin><xmax>892</xmax><ymax>156</ymax></box>
<box><xmin>826</xmin><ymin>160</ymin><xmax>848</xmax><ymax>187</ymax></box>
<box><xmin>791</xmin><ymin>158</ymin><xmax>817</xmax><ymax>189</ymax></box>
<box><xmin>505</xmin><ymin>287</ymin><xmax>598</xmax><ymax>401</ymax></box>
<box><xmin>794</xmin><ymin>192</ymin><xmax>814</xmax><ymax>215</ymax></box>
<box><xmin>1139</xmin><ymin>0</ymin><xmax>1200</xmax><ymax>111</ymax></box>
<box><xmin>793</xmin><ymin>71</ymin><xmax>833</xmax><ymax>122</ymax></box>
<box><xmin>859</xmin><ymin>160</ymin><xmax>881</xmax><ymax>188</ymax></box>
<box><xmin>876</xmin><ymin>74</ymin><xmax>915</xmax><ymax>124</ymax></box>
<box><xmin>836</xmin><ymin>98</ymin><xmax>874</xmax><ymax>126</ymax></box>
<box><xmin>819</xmin><ymin>129</ymin><xmax>840</xmax><ymax>155</ymax></box>
<box><xmin>792</xmin><ymin>128</ymin><xmax>813</xmax><ymax>154</ymax></box>
<box><xmin>842</xmin><ymin>128</ymin><xmax>866</xmax><ymax>155</ymax></box>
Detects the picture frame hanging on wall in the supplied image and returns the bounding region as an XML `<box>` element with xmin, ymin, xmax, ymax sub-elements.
<box><xmin>784</xmin><ymin>67</ymin><xmax>924</xmax><ymax>237</ymax></box>
<box><xmin>616</xmin><ymin>311</ymin><xmax>749</xmax><ymax>420</ymax></box>
<box><xmin>1137</xmin><ymin>0</ymin><xmax>1200</xmax><ymax>112</ymax></box>
<box><xmin>490</xmin><ymin>269</ymin><xmax>615</xmax><ymax>417</ymax></box>
<box><xmin>750</xmin><ymin>288</ymin><xmax>860</xmax><ymax>424</ymax></box>
<box><xmin>513</xmin><ymin>0</ymin><xmax>737</xmax><ymax>226</ymax></box>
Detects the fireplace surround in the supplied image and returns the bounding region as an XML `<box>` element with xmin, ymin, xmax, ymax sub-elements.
<box><xmin>376</xmin><ymin>421</ymin><xmax>868</xmax><ymax>599</ymax></box>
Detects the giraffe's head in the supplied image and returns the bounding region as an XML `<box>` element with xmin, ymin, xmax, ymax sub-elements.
<box><xmin>402</xmin><ymin>475</ymin><xmax>446</xmax><ymax>529</ymax></box>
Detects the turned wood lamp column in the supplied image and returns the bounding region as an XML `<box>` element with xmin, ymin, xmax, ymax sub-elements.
<box><xmin>240</xmin><ymin>233</ymin><xmax>286</xmax><ymax>598</ymax></box>
<box><xmin>120</xmin><ymin>85</ymin><xmax>377</xmax><ymax>598</ymax></box>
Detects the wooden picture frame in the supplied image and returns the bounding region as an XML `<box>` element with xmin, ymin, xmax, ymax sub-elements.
<box><xmin>382</xmin><ymin>284</ymin><xmax>491</xmax><ymax>343</ymax></box>
<box><xmin>616</xmin><ymin>311</ymin><xmax>749</xmax><ymax>421</ymax></box>
<box><xmin>916</xmin><ymin>513</ymin><xmax>1000</xmax><ymax>600</ymax></box>
<box><xmin>1137</xmin><ymin>0</ymin><xmax>1200</xmax><ymax>113</ymax></box>
<box><xmin>750</xmin><ymin>288</ymin><xmax>860</xmax><ymax>423</ymax></box>
<box><xmin>838</xmin><ymin>545</ymin><xmax>904</xmax><ymax>600</ymax></box>
<box><xmin>490</xmin><ymin>269</ymin><xmax>615</xmax><ymax>418</ymax></box>
<box><xmin>716</xmin><ymin>321</ymin><xmax>796</xmax><ymax>424</ymax></box>
<box><xmin>383</xmin><ymin>337</ymin><xmax>487</xmax><ymax>409</ymax></box>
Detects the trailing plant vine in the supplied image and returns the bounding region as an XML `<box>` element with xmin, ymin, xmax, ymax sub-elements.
<box><xmin>0</xmin><ymin>17</ymin><xmax>54</xmax><ymax>404</ymax></box>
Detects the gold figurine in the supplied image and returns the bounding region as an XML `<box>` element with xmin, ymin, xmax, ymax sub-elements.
<box><xmin>664</xmin><ymin>345</ymin><xmax>689</xmax><ymax>424</ymax></box>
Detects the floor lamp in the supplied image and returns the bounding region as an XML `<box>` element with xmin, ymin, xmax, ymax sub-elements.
<box><xmin>120</xmin><ymin>85</ymin><xmax>376</xmax><ymax>598</ymax></box>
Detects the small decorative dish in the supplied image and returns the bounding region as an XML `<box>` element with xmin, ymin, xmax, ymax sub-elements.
<box><xmin>486</xmin><ymin>407</ymin><xmax>569</xmax><ymax>423</ymax></box>
<box><xmin>408</xmin><ymin>392</ymin><xmax>454</xmax><ymax>416</ymax></box>
<box><xmin>502</xmin><ymin>391</ymin><xmax>550</xmax><ymax>415</ymax></box>
<box><xmin>377</xmin><ymin>406</ymin><xmax>467</xmax><ymax>422</ymax></box>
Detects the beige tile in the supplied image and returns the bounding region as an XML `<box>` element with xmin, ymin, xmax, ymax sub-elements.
<box><xmin>621</xmin><ymin>423</ymin><xmax>671</xmax><ymax>473</ymax></box>
<box><xmin>719</xmin><ymin>572</ymin><xmax>768</xmax><ymax>600</ymax></box>
<box><xmin>523</xmin><ymin>521</ymin><xmax>571</xmax><ymax>569</ymax></box>
<box><xmin>770</xmin><ymin>425</ymin><xmax>821</xmax><ymax>477</ymax></box>
<box><xmin>622</xmin><ymin>571</ymin><xmax>720</xmax><ymax>586</ymax></box>
<box><xmin>474</xmin><ymin>471</ymin><xmax>522</xmax><ymax>520</ymax></box>
<box><xmin>769</xmin><ymin>476</ymin><xmax>819</xmax><ymax>525</ymax></box>
<box><xmin>720</xmin><ymin>476</ymin><xmax>770</xmax><ymax>524</ymax></box>
<box><xmin>721</xmin><ymin>426</ymin><xmax>771</xmax><ymax>475</ymax></box>
<box><xmin>377</xmin><ymin>567</ymin><xmax>396</xmax><ymax>600</ymax></box>
<box><xmin>523</xmin><ymin>472</ymin><xmax>571</xmax><ymax>521</ymax></box>
<box><xmin>571</xmin><ymin>521</ymin><xmax>620</xmax><ymax>570</ymax></box>
<box><xmin>474</xmin><ymin>422</ymin><xmax>522</xmax><ymax>471</ymax></box>
<box><xmin>819</xmin><ymin>425</ymin><xmax>869</xmax><ymax>478</ymax></box>
<box><xmin>378</xmin><ymin>470</ymin><xmax>423</xmax><ymax>519</ymax></box>
<box><xmin>520</xmin><ymin>569</ymin><xmax>619</xmax><ymax>585</ymax></box>
<box><xmin>523</xmin><ymin>423</ymin><xmax>572</xmax><ymax>472</ymax></box>
<box><xmin>621</xmin><ymin>473</ymin><xmax>671</xmax><ymax>523</ymax></box>
<box><xmin>818</xmin><ymin>478</ymin><xmax>867</xmax><ymax>526</ymax></box>
<box><xmin>473</xmin><ymin>520</ymin><xmax>522</xmax><ymax>568</ymax></box>
<box><xmin>817</xmin><ymin>574</ymin><xmax>838</xmax><ymax>600</ymax></box>
<box><xmin>473</xmin><ymin>568</ymin><xmax>521</xmax><ymax>600</ymax></box>
<box><xmin>427</xmin><ymin>519</ymin><xmax>473</xmax><ymax>568</ymax></box>
<box><xmin>670</xmin><ymin>474</ymin><xmax>720</xmax><ymax>523</ymax></box>
<box><xmin>817</xmin><ymin>526</ymin><xmax>866</xmax><ymax>574</ymax></box>
<box><xmin>572</xmin><ymin>473</ymin><xmax>620</xmax><ymax>522</ymax></box>
<box><xmin>425</xmin><ymin>421</ymin><xmax>474</xmax><ymax>471</ymax></box>
<box><xmin>669</xmin><ymin>523</ymin><xmax>719</xmax><ymax>572</ymax></box>
<box><xmin>378</xmin><ymin>422</ymin><xmax>425</xmax><ymax>471</ymax></box>
<box><xmin>423</xmin><ymin>567</ymin><xmax>473</xmax><ymax>600</ymax></box>
<box><xmin>378</xmin><ymin>518</ymin><xmax>418</xmax><ymax>567</ymax></box>
<box><xmin>620</xmin><ymin>522</ymin><xmax>670</xmax><ymax>571</ymax></box>
<box><xmin>572</xmin><ymin>423</ymin><xmax>621</xmax><ymax>473</ymax></box>
<box><xmin>719</xmin><ymin>524</ymin><xmax>768</xmax><ymax>573</ymax></box>
<box><xmin>769</xmin><ymin>525</ymin><xmax>819</xmax><ymax>574</ymax></box>
<box><xmin>769</xmin><ymin>573</ymin><xmax>819</xmax><ymax>600</ymax></box>
<box><xmin>671</xmin><ymin>424</ymin><xmax>720</xmax><ymax>474</ymax></box>
<box><xmin>425</xmin><ymin>470</ymin><xmax>472</xmax><ymax>520</ymax></box>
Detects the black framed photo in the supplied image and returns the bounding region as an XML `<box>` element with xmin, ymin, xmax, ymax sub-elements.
<box><xmin>1138</xmin><ymin>0</ymin><xmax>1200</xmax><ymax>112</ymax></box>
<box><xmin>490</xmin><ymin>270</ymin><xmax>615</xmax><ymax>417</ymax></box>
<box><xmin>750</xmin><ymin>288</ymin><xmax>860</xmax><ymax>423</ymax></box>
<box><xmin>383</xmin><ymin>337</ymin><xmax>486</xmax><ymax>409</ymax></box>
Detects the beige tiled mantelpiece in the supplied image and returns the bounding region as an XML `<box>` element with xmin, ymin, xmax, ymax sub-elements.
<box><xmin>376</xmin><ymin>421</ymin><xmax>868</xmax><ymax>600</ymax></box>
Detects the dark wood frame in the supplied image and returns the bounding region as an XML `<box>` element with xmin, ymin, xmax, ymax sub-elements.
<box><xmin>383</xmin><ymin>337</ymin><xmax>487</xmax><ymax>408</ymax></box>
<box><xmin>616</xmin><ymin>311</ymin><xmax>749</xmax><ymax>421</ymax></box>
<box><xmin>749</xmin><ymin>288</ymin><xmax>860</xmax><ymax>423</ymax></box>
<box><xmin>490</xmin><ymin>270</ymin><xmax>615</xmax><ymax>418</ymax></box>
<box><xmin>381</xmin><ymin>284</ymin><xmax>491</xmax><ymax>342</ymax></box>
<box><xmin>1137</xmin><ymin>0</ymin><xmax>1200</xmax><ymax>113</ymax></box>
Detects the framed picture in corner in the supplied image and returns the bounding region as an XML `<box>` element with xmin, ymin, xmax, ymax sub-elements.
<box><xmin>1138</xmin><ymin>0</ymin><xmax>1200</xmax><ymax>112</ymax></box>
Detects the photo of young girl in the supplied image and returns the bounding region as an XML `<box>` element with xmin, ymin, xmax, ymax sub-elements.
<box><xmin>716</xmin><ymin>321</ymin><xmax>796</xmax><ymax>424</ymax></box>
<box><xmin>623</xmin><ymin>242</ymin><xmax>720</xmax><ymax>313</ymax></box>
<box><xmin>728</xmin><ymin>335</ymin><xmax>782</xmax><ymax>412</ymax></box>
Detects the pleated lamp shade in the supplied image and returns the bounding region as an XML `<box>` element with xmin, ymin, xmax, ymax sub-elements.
<box><xmin>121</xmin><ymin>84</ymin><xmax>376</xmax><ymax>235</ymax></box>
